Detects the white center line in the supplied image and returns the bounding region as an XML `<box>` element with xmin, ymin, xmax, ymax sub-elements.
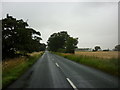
<box><xmin>66</xmin><ymin>78</ymin><xmax>78</xmax><ymax>90</ymax></box>
<box><xmin>55</xmin><ymin>63</ymin><xmax>60</xmax><ymax>67</ymax></box>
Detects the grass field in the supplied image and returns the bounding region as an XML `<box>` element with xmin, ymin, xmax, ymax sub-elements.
<box><xmin>75</xmin><ymin>51</ymin><xmax>119</xmax><ymax>59</ymax></box>
<box><xmin>54</xmin><ymin>51</ymin><xmax>120</xmax><ymax>77</ymax></box>
<box><xmin>2</xmin><ymin>52</ymin><xmax>43</xmax><ymax>89</ymax></box>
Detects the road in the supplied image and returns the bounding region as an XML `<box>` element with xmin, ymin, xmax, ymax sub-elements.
<box><xmin>8</xmin><ymin>51</ymin><xmax>119</xmax><ymax>89</ymax></box>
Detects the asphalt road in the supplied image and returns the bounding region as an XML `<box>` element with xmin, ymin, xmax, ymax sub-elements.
<box><xmin>8</xmin><ymin>51</ymin><xmax>119</xmax><ymax>89</ymax></box>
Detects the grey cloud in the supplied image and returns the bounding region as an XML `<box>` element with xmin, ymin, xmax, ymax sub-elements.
<box><xmin>2</xmin><ymin>2</ymin><xmax>118</xmax><ymax>49</ymax></box>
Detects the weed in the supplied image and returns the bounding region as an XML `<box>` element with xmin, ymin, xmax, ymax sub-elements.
<box><xmin>54</xmin><ymin>52</ymin><xmax>119</xmax><ymax>77</ymax></box>
<box><xmin>2</xmin><ymin>52</ymin><xmax>44</xmax><ymax>88</ymax></box>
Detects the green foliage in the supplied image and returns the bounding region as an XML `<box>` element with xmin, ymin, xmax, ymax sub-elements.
<box><xmin>57</xmin><ymin>48</ymin><xmax>66</xmax><ymax>53</ymax></box>
<box><xmin>47</xmin><ymin>31</ymin><xmax>69</xmax><ymax>52</ymax></box>
<box><xmin>47</xmin><ymin>31</ymin><xmax>78</xmax><ymax>53</ymax></box>
<box><xmin>2</xmin><ymin>14</ymin><xmax>46</xmax><ymax>59</ymax></box>
<box><xmin>94</xmin><ymin>46</ymin><xmax>101</xmax><ymax>51</ymax></box>
<box><xmin>114</xmin><ymin>44</ymin><xmax>120</xmax><ymax>51</ymax></box>
<box><xmin>65</xmin><ymin>37</ymin><xmax>78</xmax><ymax>53</ymax></box>
<box><xmin>2</xmin><ymin>52</ymin><xmax>43</xmax><ymax>88</ymax></box>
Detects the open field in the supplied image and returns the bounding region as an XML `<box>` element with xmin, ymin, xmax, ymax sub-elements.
<box><xmin>75</xmin><ymin>51</ymin><xmax>119</xmax><ymax>59</ymax></box>
<box><xmin>2</xmin><ymin>52</ymin><xmax>43</xmax><ymax>88</ymax></box>
<box><xmin>54</xmin><ymin>51</ymin><xmax>120</xmax><ymax>77</ymax></box>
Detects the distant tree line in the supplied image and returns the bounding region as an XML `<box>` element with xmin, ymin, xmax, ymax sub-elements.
<box><xmin>93</xmin><ymin>45</ymin><xmax>120</xmax><ymax>51</ymax></box>
<box><xmin>2</xmin><ymin>14</ymin><xmax>46</xmax><ymax>60</ymax></box>
<box><xmin>47</xmin><ymin>31</ymin><xmax>78</xmax><ymax>53</ymax></box>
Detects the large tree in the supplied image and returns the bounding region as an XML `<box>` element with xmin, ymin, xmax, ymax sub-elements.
<box><xmin>114</xmin><ymin>44</ymin><xmax>120</xmax><ymax>51</ymax></box>
<box><xmin>65</xmin><ymin>37</ymin><xmax>78</xmax><ymax>53</ymax></box>
<box><xmin>2</xmin><ymin>14</ymin><xmax>46</xmax><ymax>59</ymax></box>
<box><xmin>94</xmin><ymin>46</ymin><xmax>101</xmax><ymax>51</ymax></box>
<box><xmin>47</xmin><ymin>31</ymin><xmax>69</xmax><ymax>52</ymax></box>
<box><xmin>47</xmin><ymin>31</ymin><xmax>78</xmax><ymax>53</ymax></box>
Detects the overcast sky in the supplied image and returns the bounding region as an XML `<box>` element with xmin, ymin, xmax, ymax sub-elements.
<box><xmin>2</xmin><ymin>1</ymin><xmax>118</xmax><ymax>49</ymax></box>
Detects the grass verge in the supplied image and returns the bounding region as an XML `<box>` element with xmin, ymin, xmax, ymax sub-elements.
<box><xmin>2</xmin><ymin>52</ymin><xmax>44</xmax><ymax>89</ymax></box>
<box><xmin>54</xmin><ymin>52</ymin><xmax>120</xmax><ymax>77</ymax></box>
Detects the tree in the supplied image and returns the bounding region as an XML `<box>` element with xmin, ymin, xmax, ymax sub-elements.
<box><xmin>2</xmin><ymin>14</ymin><xmax>45</xmax><ymax>59</ymax></box>
<box><xmin>39</xmin><ymin>43</ymin><xmax>46</xmax><ymax>51</ymax></box>
<box><xmin>47</xmin><ymin>31</ymin><xmax>78</xmax><ymax>53</ymax></box>
<box><xmin>65</xmin><ymin>37</ymin><xmax>78</xmax><ymax>53</ymax></box>
<box><xmin>114</xmin><ymin>44</ymin><xmax>120</xmax><ymax>51</ymax></box>
<box><xmin>94</xmin><ymin>46</ymin><xmax>101</xmax><ymax>51</ymax></box>
<box><xmin>47</xmin><ymin>31</ymin><xmax>69</xmax><ymax>52</ymax></box>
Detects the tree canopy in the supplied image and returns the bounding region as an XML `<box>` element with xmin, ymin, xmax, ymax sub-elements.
<box><xmin>47</xmin><ymin>31</ymin><xmax>78</xmax><ymax>53</ymax></box>
<box><xmin>114</xmin><ymin>44</ymin><xmax>120</xmax><ymax>51</ymax></box>
<box><xmin>93</xmin><ymin>46</ymin><xmax>101</xmax><ymax>51</ymax></box>
<box><xmin>2</xmin><ymin>14</ymin><xmax>46</xmax><ymax>59</ymax></box>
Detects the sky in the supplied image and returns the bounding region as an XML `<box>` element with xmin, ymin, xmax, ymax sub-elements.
<box><xmin>1</xmin><ymin>1</ymin><xmax>119</xmax><ymax>50</ymax></box>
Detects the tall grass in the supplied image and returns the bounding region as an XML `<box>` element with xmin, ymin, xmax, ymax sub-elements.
<box><xmin>54</xmin><ymin>52</ymin><xmax>119</xmax><ymax>77</ymax></box>
<box><xmin>2</xmin><ymin>52</ymin><xmax>44</xmax><ymax>89</ymax></box>
<box><xmin>75</xmin><ymin>51</ymin><xmax>118</xmax><ymax>59</ymax></box>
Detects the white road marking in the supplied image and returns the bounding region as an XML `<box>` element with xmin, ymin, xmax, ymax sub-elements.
<box><xmin>55</xmin><ymin>63</ymin><xmax>60</xmax><ymax>67</ymax></box>
<box><xmin>66</xmin><ymin>78</ymin><xmax>78</xmax><ymax>90</ymax></box>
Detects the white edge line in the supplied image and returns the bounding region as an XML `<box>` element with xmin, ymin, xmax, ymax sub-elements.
<box><xmin>66</xmin><ymin>78</ymin><xmax>78</xmax><ymax>90</ymax></box>
<box><xmin>55</xmin><ymin>63</ymin><xmax>59</xmax><ymax>67</ymax></box>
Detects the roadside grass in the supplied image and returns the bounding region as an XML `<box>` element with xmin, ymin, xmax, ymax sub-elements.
<box><xmin>54</xmin><ymin>52</ymin><xmax>120</xmax><ymax>77</ymax></box>
<box><xmin>2</xmin><ymin>52</ymin><xmax>44</xmax><ymax>89</ymax></box>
